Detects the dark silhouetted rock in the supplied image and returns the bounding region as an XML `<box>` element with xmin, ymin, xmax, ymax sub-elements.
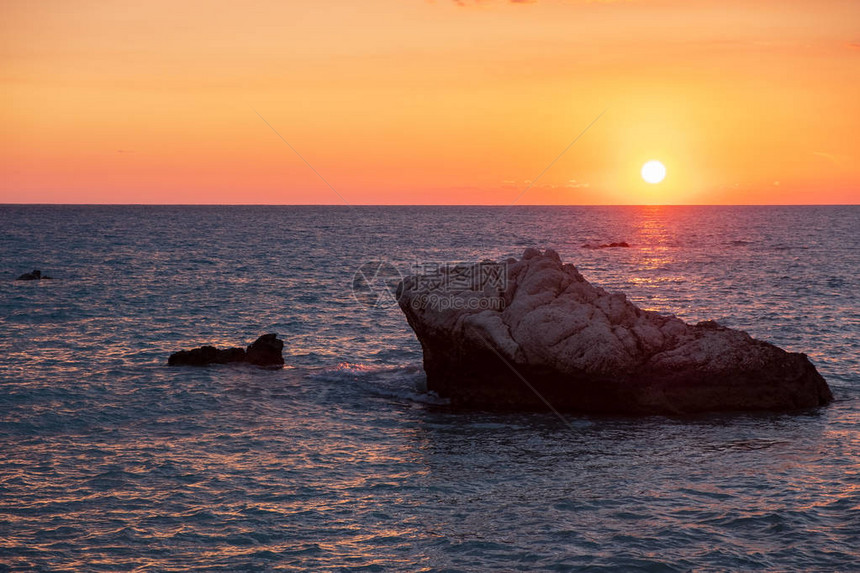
<box><xmin>17</xmin><ymin>269</ymin><xmax>52</xmax><ymax>280</ymax></box>
<box><xmin>397</xmin><ymin>248</ymin><xmax>833</xmax><ymax>415</ymax></box>
<box><xmin>582</xmin><ymin>242</ymin><xmax>630</xmax><ymax>249</ymax></box>
<box><xmin>168</xmin><ymin>334</ymin><xmax>283</xmax><ymax>367</ymax></box>
<box><xmin>245</xmin><ymin>333</ymin><xmax>285</xmax><ymax>366</ymax></box>
<box><xmin>168</xmin><ymin>345</ymin><xmax>245</xmax><ymax>366</ymax></box>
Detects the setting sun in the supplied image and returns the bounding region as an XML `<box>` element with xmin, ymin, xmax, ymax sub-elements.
<box><xmin>641</xmin><ymin>161</ymin><xmax>667</xmax><ymax>185</ymax></box>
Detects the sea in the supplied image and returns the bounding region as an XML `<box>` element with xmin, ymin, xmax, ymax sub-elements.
<box><xmin>1</xmin><ymin>205</ymin><xmax>858</xmax><ymax>571</ymax></box>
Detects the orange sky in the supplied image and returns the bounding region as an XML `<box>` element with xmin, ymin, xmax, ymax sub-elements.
<box><xmin>2</xmin><ymin>0</ymin><xmax>859</xmax><ymax>204</ymax></box>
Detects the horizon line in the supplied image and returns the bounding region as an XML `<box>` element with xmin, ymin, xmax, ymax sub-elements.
<box><xmin>1</xmin><ymin>203</ymin><xmax>858</xmax><ymax>208</ymax></box>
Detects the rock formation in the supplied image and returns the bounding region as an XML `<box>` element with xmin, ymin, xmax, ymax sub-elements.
<box><xmin>168</xmin><ymin>333</ymin><xmax>284</xmax><ymax>367</ymax></box>
<box><xmin>582</xmin><ymin>242</ymin><xmax>630</xmax><ymax>249</ymax></box>
<box><xmin>245</xmin><ymin>333</ymin><xmax>285</xmax><ymax>366</ymax></box>
<box><xmin>397</xmin><ymin>248</ymin><xmax>832</xmax><ymax>414</ymax></box>
<box><xmin>17</xmin><ymin>269</ymin><xmax>52</xmax><ymax>280</ymax></box>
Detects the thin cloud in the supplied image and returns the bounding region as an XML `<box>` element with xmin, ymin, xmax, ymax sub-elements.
<box><xmin>566</xmin><ymin>180</ymin><xmax>590</xmax><ymax>189</ymax></box>
<box><xmin>452</xmin><ymin>0</ymin><xmax>537</xmax><ymax>5</ymax></box>
<box><xmin>813</xmin><ymin>151</ymin><xmax>844</xmax><ymax>167</ymax></box>
<box><xmin>848</xmin><ymin>41</ymin><xmax>860</xmax><ymax>49</ymax></box>
<box><xmin>448</xmin><ymin>0</ymin><xmax>632</xmax><ymax>8</ymax></box>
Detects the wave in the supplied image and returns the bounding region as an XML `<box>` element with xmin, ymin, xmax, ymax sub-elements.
<box><xmin>308</xmin><ymin>362</ymin><xmax>449</xmax><ymax>406</ymax></box>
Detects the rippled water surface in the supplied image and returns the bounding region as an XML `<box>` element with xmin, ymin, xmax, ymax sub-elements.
<box><xmin>1</xmin><ymin>205</ymin><xmax>858</xmax><ymax>571</ymax></box>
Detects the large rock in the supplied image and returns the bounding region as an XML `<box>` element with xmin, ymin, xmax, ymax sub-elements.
<box><xmin>168</xmin><ymin>334</ymin><xmax>284</xmax><ymax>367</ymax></box>
<box><xmin>396</xmin><ymin>248</ymin><xmax>833</xmax><ymax>414</ymax></box>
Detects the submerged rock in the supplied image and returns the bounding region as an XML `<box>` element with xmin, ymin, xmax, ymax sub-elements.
<box><xmin>17</xmin><ymin>269</ymin><xmax>52</xmax><ymax>280</ymax></box>
<box><xmin>397</xmin><ymin>248</ymin><xmax>832</xmax><ymax>414</ymax></box>
<box><xmin>168</xmin><ymin>334</ymin><xmax>284</xmax><ymax>367</ymax></box>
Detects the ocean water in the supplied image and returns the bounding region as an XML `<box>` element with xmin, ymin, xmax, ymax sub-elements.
<box><xmin>0</xmin><ymin>205</ymin><xmax>858</xmax><ymax>571</ymax></box>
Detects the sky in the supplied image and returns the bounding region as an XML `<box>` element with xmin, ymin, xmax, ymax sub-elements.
<box><xmin>2</xmin><ymin>0</ymin><xmax>859</xmax><ymax>205</ymax></box>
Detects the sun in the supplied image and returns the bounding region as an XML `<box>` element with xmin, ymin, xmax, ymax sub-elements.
<box><xmin>641</xmin><ymin>160</ymin><xmax>667</xmax><ymax>184</ymax></box>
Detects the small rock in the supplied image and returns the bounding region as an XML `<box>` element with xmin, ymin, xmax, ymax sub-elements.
<box><xmin>581</xmin><ymin>242</ymin><xmax>630</xmax><ymax>249</ymax></box>
<box><xmin>168</xmin><ymin>334</ymin><xmax>284</xmax><ymax>367</ymax></box>
<box><xmin>168</xmin><ymin>345</ymin><xmax>245</xmax><ymax>366</ymax></box>
<box><xmin>246</xmin><ymin>333</ymin><xmax>285</xmax><ymax>366</ymax></box>
<box><xmin>17</xmin><ymin>269</ymin><xmax>52</xmax><ymax>280</ymax></box>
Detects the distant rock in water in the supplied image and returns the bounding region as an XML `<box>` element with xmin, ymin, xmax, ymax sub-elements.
<box><xmin>582</xmin><ymin>242</ymin><xmax>630</xmax><ymax>249</ymax></box>
<box><xmin>168</xmin><ymin>334</ymin><xmax>284</xmax><ymax>367</ymax></box>
<box><xmin>17</xmin><ymin>269</ymin><xmax>52</xmax><ymax>280</ymax></box>
<box><xmin>397</xmin><ymin>248</ymin><xmax>832</xmax><ymax>414</ymax></box>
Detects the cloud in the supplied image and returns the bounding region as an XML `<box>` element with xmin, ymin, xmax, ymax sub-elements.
<box><xmin>448</xmin><ymin>0</ymin><xmax>633</xmax><ymax>8</ymax></box>
<box><xmin>452</xmin><ymin>0</ymin><xmax>537</xmax><ymax>5</ymax></box>
<box><xmin>566</xmin><ymin>180</ymin><xmax>590</xmax><ymax>189</ymax></box>
<box><xmin>848</xmin><ymin>42</ymin><xmax>860</xmax><ymax>49</ymax></box>
<box><xmin>813</xmin><ymin>151</ymin><xmax>844</xmax><ymax>167</ymax></box>
<box><xmin>501</xmin><ymin>179</ymin><xmax>589</xmax><ymax>190</ymax></box>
